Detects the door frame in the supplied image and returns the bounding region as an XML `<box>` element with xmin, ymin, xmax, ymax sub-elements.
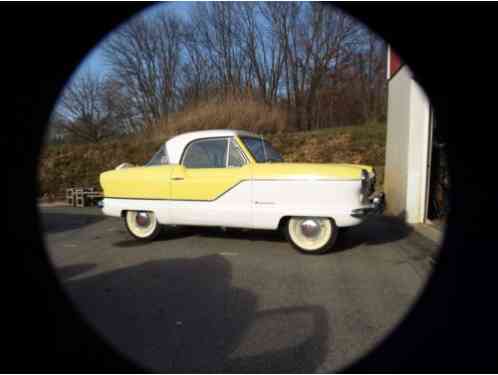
<box><xmin>423</xmin><ymin>106</ymin><xmax>434</xmax><ymax>224</ymax></box>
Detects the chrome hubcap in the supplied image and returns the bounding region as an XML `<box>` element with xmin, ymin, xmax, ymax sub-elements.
<box><xmin>135</xmin><ymin>212</ymin><xmax>151</xmax><ymax>227</ymax></box>
<box><xmin>300</xmin><ymin>219</ymin><xmax>321</xmax><ymax>238</ymax></box>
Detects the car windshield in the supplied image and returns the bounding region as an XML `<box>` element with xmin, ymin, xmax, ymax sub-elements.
<box><xmin>146</xmin><ymin>144</ymin><xmax>169</xmax><ymax>166</ymax></box>
<box><xmin>239</xmin><ymin>136</ymin><xmax>283</xmax><ymax>163</ymax></box>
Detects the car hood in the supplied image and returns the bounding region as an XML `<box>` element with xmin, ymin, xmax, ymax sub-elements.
<box><xmin>251</xmin><ymin>162</ymin><xmax>374</xmax><ymax>180</ymax></box>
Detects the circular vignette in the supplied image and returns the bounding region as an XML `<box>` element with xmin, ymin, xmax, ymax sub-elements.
<box><xmin>10</xmin><ymin>3</ymin><xmax>460</xmax><ymax>372</ymax></box>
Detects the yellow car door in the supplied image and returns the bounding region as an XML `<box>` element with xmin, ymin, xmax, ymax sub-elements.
<box><xmin>169</xmin><ymin>137</ymin><xmax>252</xmax><ymax>227</ymax></box>
<box><xmin>170</xmin><ymin>165</ymin><xmax>249</xmax><ymax>201</ymax></box>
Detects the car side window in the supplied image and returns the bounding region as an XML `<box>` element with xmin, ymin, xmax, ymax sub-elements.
<box><xmin>228</xmin><ymin>138</ymin><xmax>246</xmax><ymax>167</ymax></box>
<box><xmin>183</xmin><ymin>138</ymin><xmax>228</xmax><ymax>168</ymax></box>
<box><xmin>146</xmin><ymin>144</ymin><xmax>169</xmax><ymax>166</ymax></box>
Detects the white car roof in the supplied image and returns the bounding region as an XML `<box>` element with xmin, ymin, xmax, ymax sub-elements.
<box><xmin>164</xmin><ymin>129</ymin><xmax>260</xmax><ymax>164</ymax></box>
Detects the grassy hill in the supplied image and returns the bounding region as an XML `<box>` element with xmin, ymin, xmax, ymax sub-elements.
<box><xmin>39</xmin><ymin>101</ymin><xmax>386</xmax><ymax>200</ymax></box>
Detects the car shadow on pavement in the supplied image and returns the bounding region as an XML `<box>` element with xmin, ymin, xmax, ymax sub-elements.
<box><xmin>41</xmin><ymin>211</ymin><xmax>106</xmax><ymax>234</ymax></box>
<box><xmin>60</xmin><ymin>255</ymin><xmax>330</xmax><ymax>373</ymax></box>
<box><xmin>193</xmin><ymin>214</ymin><xmax>413</xmax><ymax>254</ymax></box>
<box><xmin>57</xmin><ymin>263</ymin><xmax>97</xmax><ymax>281</ymax></box>
<box><xmin>113</xmin><ymin>226</ymin><xmax>198</xmax><ymax>248</ymax></box>
<box><xmin>114</xmin><ymin>226</ymin><xmax>285</xmax><ymax>248</ymax></box>
<box><xmin>334</xmin><ymin>214</ymin><xmax>413</xmax><ymax>252</ymax></box>
<box><xmin>198</xmin><ymin>227</ymin><xmax>287</xmax><ymax>243</ymax></box>
<box><xmin>113</xmin><ymin>214</ymin><xmax>414</xmax><ymax>255</ymax></box>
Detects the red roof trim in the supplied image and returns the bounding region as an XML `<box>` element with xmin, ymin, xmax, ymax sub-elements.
<box><xmin>388</xmin><ymin>47</ymin><xmax>404</xmax><ymax>81</ymax></box>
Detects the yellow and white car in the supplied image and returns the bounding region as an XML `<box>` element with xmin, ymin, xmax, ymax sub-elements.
<box><xmin>100</xmin><ymin>129</ymin><xmax>384</xmax><ymax>254</ymax></box>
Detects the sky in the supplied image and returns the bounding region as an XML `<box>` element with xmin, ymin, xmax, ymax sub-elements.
<box><xmin>74</xmin><ymin>2</ymin><xmax>193</xmax><ymax>79</ymax></box>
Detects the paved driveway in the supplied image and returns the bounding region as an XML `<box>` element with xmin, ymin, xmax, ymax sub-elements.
<box><xmin>42</xmin><ymin>206</ymin><xmax>438</xmax><ymax>372</ymax></box>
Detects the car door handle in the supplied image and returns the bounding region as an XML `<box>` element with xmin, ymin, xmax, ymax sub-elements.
<box><xmin>171</xmin><ymin>177</ymin><xmax>184</xmax><ymax>181</ymax></box>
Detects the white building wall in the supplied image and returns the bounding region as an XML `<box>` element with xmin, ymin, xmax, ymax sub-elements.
<box><xmin>405</xmin><ymin>81</ymin><xmax>431</xmax><ymax>223</ymax></box>
<box><xmin>384</xmin><ymin>65</ymin><xmax>431</xmax><ymax>223</ymax></box>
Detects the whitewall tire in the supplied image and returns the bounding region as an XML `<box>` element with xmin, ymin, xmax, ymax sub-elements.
<box><xmin>285</xmin><ymin>217</ymin><xmax>337</xmax><ymax>254</ymax></box>
<box><xmin>124</xmin><ymin>211</ymin><xmax>161</xmax><ymax>241</ymax></box>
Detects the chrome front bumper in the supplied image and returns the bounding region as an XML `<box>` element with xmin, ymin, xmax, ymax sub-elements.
<box><xmin>351</xmin><ymin>192</ymin><xmax>385</xmax><ymax>218</ymax></box>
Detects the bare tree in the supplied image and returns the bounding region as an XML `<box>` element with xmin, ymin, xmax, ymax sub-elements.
<box><xmin>281</xmin><ymin>4</ymin><xmax>365</xmax><ymax>129</ymax></box>
<box><xmin>45</xmin><ymin>111</ymin><xmax>66</xmax><ymax>144</ymax></box>
<box><xmin>233</xmin><ymin>3</ymin><xmax>287</xmax><ymax>104</ymax></box>
<box><xmin>57</xmin><ymin>70</ymin><xmax>116</xmax><ymax>143</ymax></box>
<box><xmin>180</xmin><ymin>22</ymin><xmax>219</xmax><ymax>108</ymax></box>
<box><xmin>102</xmin><ymin>11</ymin><xmax>183</xmax><ymax>127</ymax></box>
<box><xmin>101</xmin><ymin>78</ymin><xmax>143</xmax><ymax>134</ymax></box>
<box><xmin>188</xmin><ymin>2</ymin><xmax>246</xmax><ymax>98</ymax></box>
<box><xmin>66</xmin><ymin>2</ymin><xmax>386</xmax><ymax>136</ymax></box>
<box><xmin>353</xmin><ymin>31</ymin><xmax>387</xmax><ymax>123</ymax></box>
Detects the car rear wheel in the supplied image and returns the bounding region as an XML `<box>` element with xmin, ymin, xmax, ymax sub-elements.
<box><xmin>285</xmin><ymin>217</ymin><xmax>337</xmax><ymax>254</ymax></box>
<box><xmin>124</xmin><ymin>211</ymin><xmax>161</xmax><ymax>241</ymax></box>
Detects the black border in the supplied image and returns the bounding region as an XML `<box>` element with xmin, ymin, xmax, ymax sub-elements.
<box><xmin>5</xmin><ymin>2</ymin><xmax>486</xmax><ymax>373</ymax></box>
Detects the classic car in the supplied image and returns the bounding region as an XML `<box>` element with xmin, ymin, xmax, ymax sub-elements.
<box><xmin>100</xmin><ymin>129</ymin><xmax>384</xmax><ymax>254</ymax></box>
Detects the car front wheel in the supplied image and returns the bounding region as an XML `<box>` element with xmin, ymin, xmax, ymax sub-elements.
<box><xmin>124</xmin><ymin>211</ymin><xmax>161</xmax><ymax>241</ymax></box>
<box><xmin>285</xmin><ymin>217</ymin><xmax>337</xmax><ymax>254</ymax></box>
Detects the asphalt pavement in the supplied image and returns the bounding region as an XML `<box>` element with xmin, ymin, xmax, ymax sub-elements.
<box><xmin>41</xmin><ymin>206</ymin><xmax>439</xmax><ymax>373</ymax></box>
